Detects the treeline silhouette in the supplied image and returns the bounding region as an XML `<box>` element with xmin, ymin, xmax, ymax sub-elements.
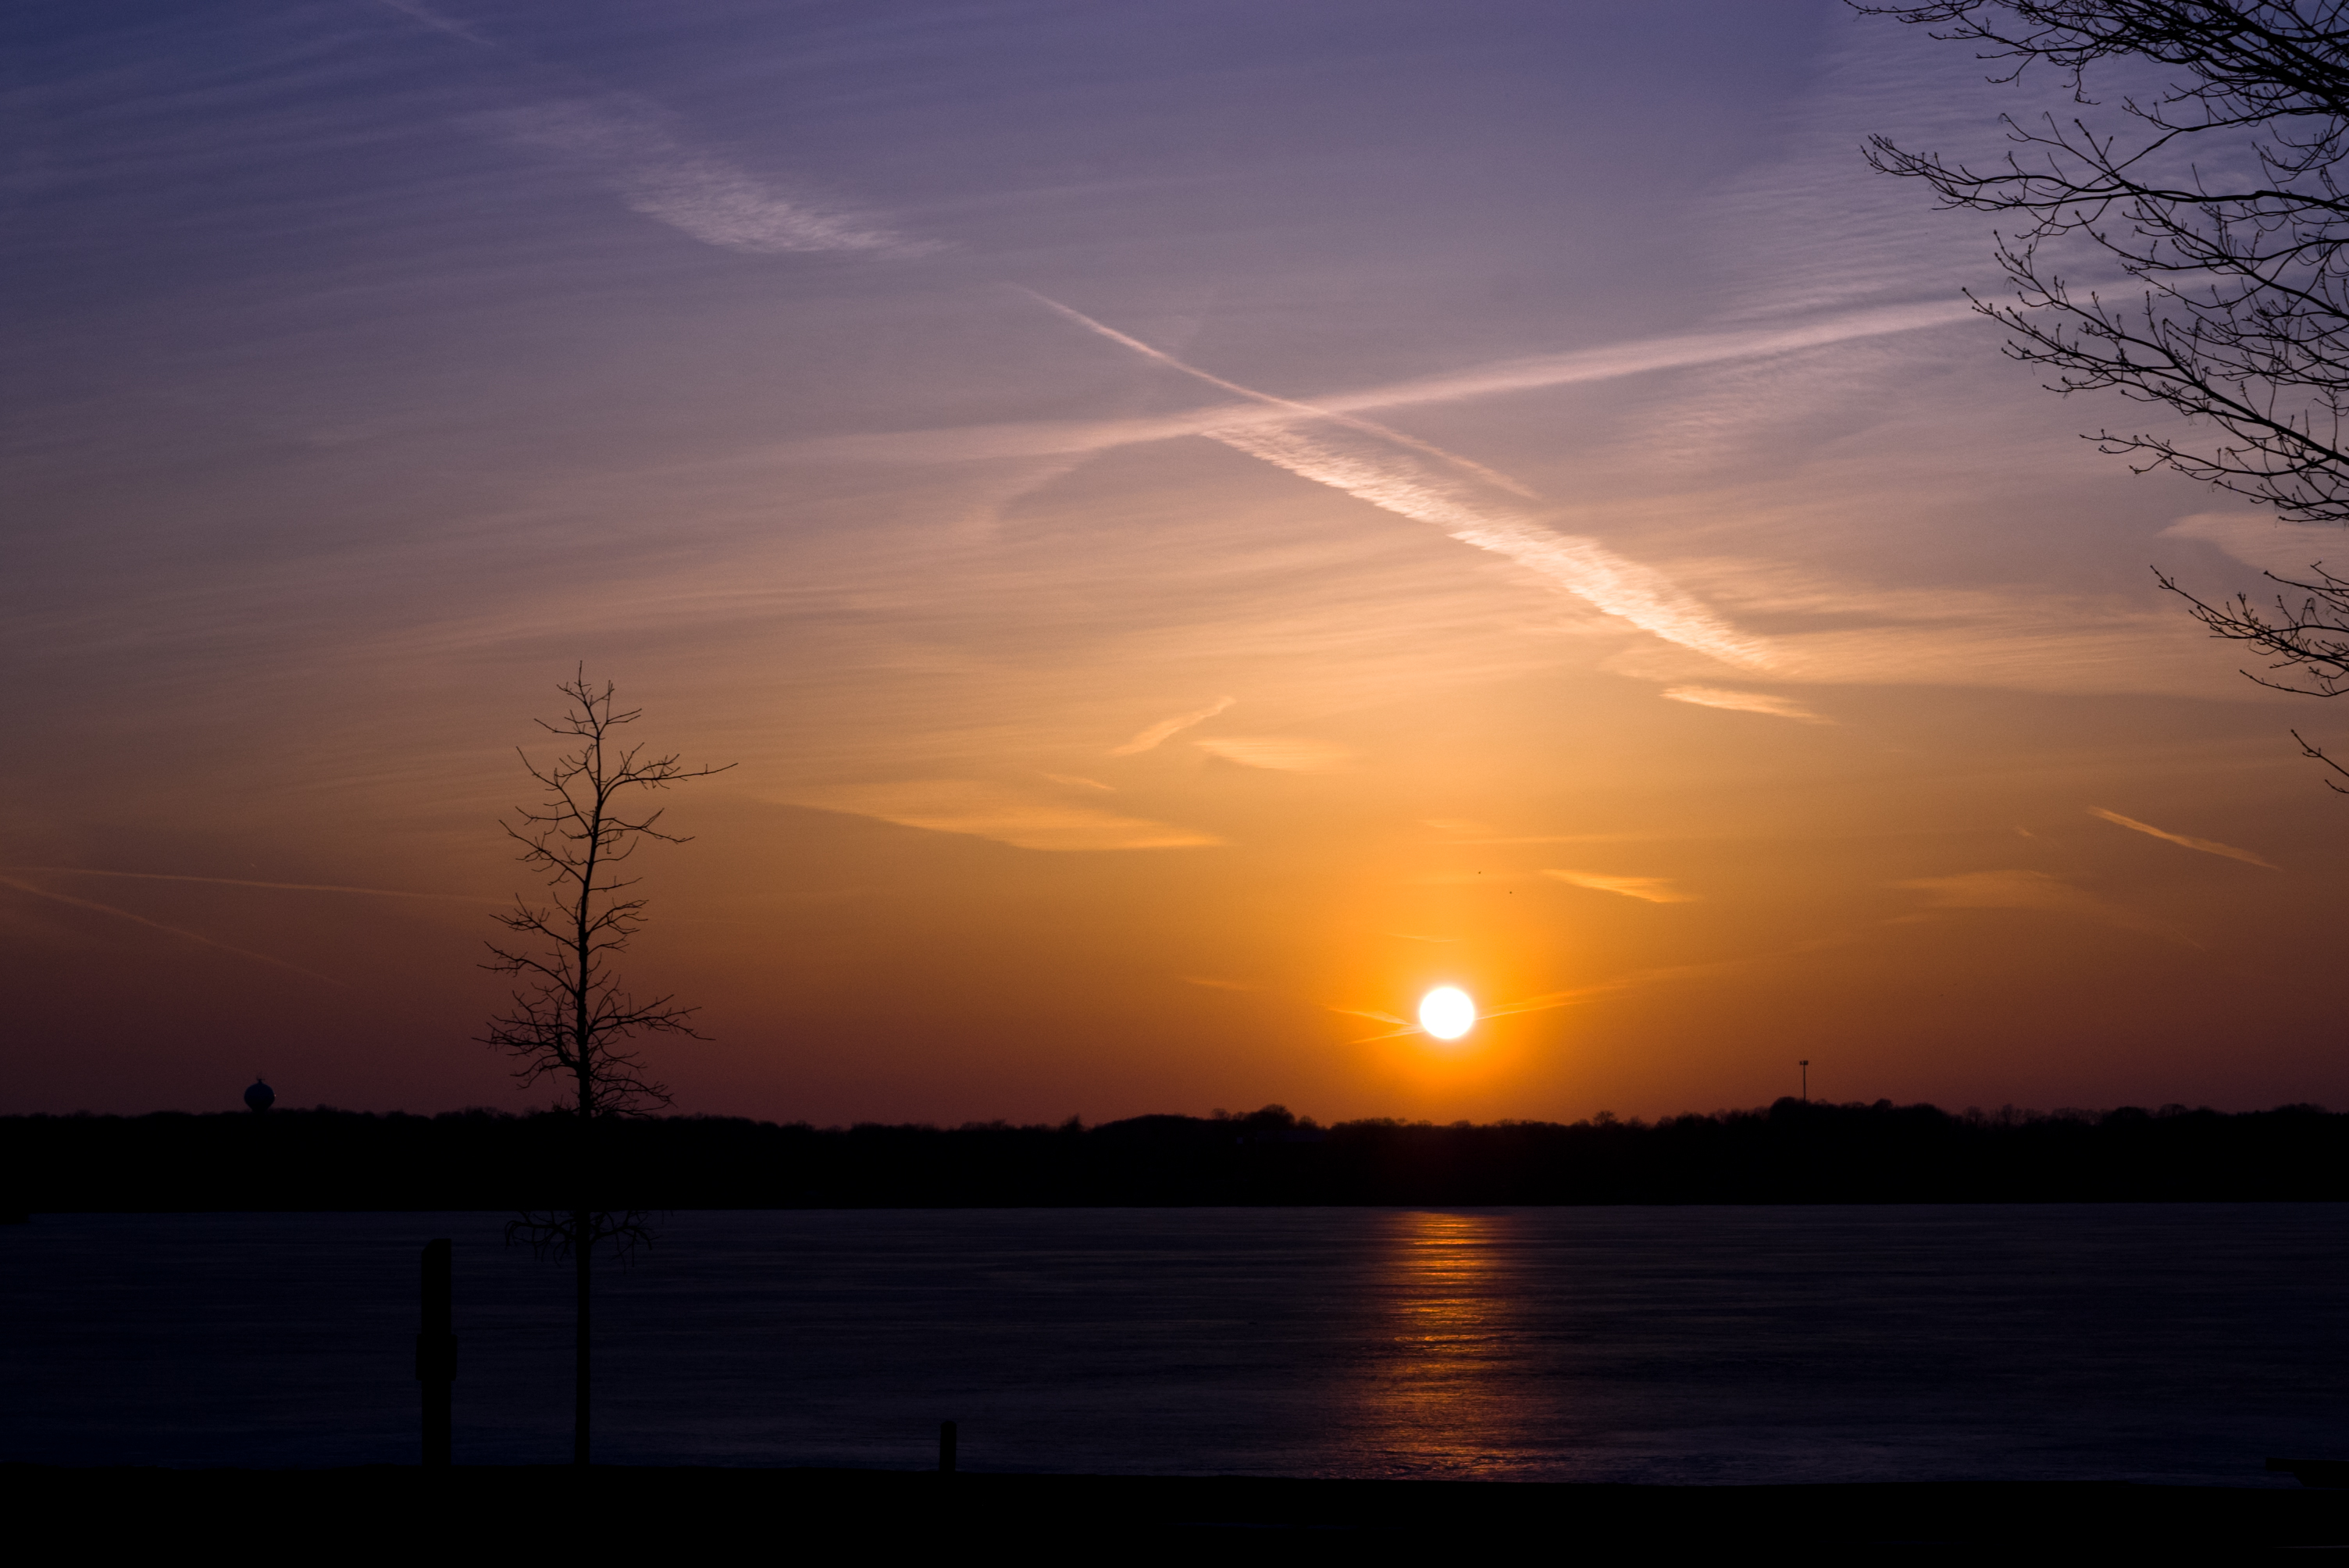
<box><xmin>6</xmin><ymin>1099</ymin><xmax>2345</xmax><ymax>1210</ymax></box>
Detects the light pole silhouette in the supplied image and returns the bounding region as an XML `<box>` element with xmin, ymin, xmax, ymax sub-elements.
<box><xmin>1798</xmin><ymin>1060</ymin><xmax>1809</xmax><ymax>1103</ymax></box>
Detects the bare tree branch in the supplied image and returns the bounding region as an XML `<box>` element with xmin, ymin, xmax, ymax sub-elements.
<box><xmin>2156</xmin><ymin>559</ymin><xmax>2349</xmax><ymax>694</ymax></box>
<box><xmin>478</xmin><ymin>667</ymin><xmax>733</xmax><ymax>1463</ymax></box>
<box><xmin>1862</xmin><ymin>2</ymin><xmax>2349</xmax><ymax>782</ymax></box>
<box><xmin>479</xmin><ymin>668</ymin><xmax>733</xmax><ymax>1117</ymax></box>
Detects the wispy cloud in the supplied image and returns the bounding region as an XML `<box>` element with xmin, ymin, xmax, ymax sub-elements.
<box><xmin>1110</xmin><ymin>696</ymin><xmax>1234</xmax><ymax>756</ymax></box>
<box><xmin>803</xmin><ymin>780</ymin><xmax>1218</xmax><ymax>852</ymax></box>
<box><xmin>2087</xmin><ymin>807</ymin><xmax>2277</xmax><ymax>869</ymax></box>
<box><xmin>1041</xmin><ymin>773</ymin><xmax>1115</xmax><ymax>792</ymax></box>
<box><xmin>1330</xmin><ymin>1004</ymin><xmax>1411</xmax><ymax>1030</ymax></box>
<box><xmin>490</xmin><ymin>99</ymin><xmax>930</xmax><ymax>257</ymax></box>
<box><xmin>1478</xmin><ymin>990</ymin><xmax>1599</xmax><ymax>1021</ymax></box>
<box><xmin>373</xmin><ymin>0</ymin><xmax>492</xmax><ymax>45</ymax></box>
<box><xmin>1898</xmin><ymin>869</ymin><xmax>2187</xmax><ymax>942</ymax></box>
<box><xmin>2161</xmin><ymin>511</ymin><xmax>2343</xmax><ymax>576</ymax></box>
<box><xmin>1649</xmin><ymin>570</ymin><xmax>2230</xmax><ymax>701</ymax></box>
<box><xmin>3</xmin><ymin>867</ymin><xmax>492</xmax><ymax>901</ymax></box>
<box><xmin>378</xmin><ymin>0</ymin><xmax>923</xmax><ymax>257</ymax></box>
<box><xmin>1193</xmin><ymin>735</ymin><xmax>1349</xmax><ymax>772</ymax></box>
<box><xmin>1424</xmin><ymin>820</ymin><xmax>1630</xmax><ymax>845</ymax></box>
<box><xmin>0</xmin><ymin>875</ymin><xmax>338</xmax><ymax>982</ymax></box>
<box><xmin>1544</xmin><ymin>870</ymin><xmax>1697</xmax><ymax>903</ymax></box>
<box><xmin>1182</xmin><ymin>975</ymin><xmax>1262</xmax><ymax>992</ymax></box>
<box><xmin>1661</xmin><ymin>685</ymin><xmax>1824</xmax><ymax>721</ymax></box>
<box><xmin>1438</xmin><ymin>836</ymin><xmax>1626</xmax><ymax>845</ymax></box>
<box><xmin>1345</xmin><ymin>934</ymin><xmax>1880</xmax><ymax>1041</ymax></box>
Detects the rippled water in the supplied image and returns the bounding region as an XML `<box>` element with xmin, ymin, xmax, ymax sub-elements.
<box><xmin>5</xmin><ymin>1206</ymin><xmax>2342</xmax><ymax>1482</ymax></box>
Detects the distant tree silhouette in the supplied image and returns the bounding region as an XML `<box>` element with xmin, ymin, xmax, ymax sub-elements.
<box><xmin>482</xmin><ymin>669</ymin><xmax>731</xmax><ymax>1464</ymax></box>
<box><xmin>1861</xmin><ymin>3</ymin><xmax>2349</xmax><ymax>784</ymax></box>
<box><xmin>12</xmin><ymin>1100</ymin><xmax>2349</xmax><ymax>1210</ymax></box>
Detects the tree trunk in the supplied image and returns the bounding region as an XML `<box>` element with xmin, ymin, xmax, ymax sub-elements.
<box><xmin>573</xmin><ymin>1206</ymin><xmax>591</xmax><ymax>1466</ymax></box>
<box><xmin>573</xmin><ymin>1053</ymin><xmax>592</xmax><ymax>1466</ymax></box>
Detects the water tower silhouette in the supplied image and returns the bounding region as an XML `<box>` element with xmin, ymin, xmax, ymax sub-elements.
<box><xmin>244</xmin><ymin>1077</ymin><xmax>275</xmax><ymax>1112</ymax></box>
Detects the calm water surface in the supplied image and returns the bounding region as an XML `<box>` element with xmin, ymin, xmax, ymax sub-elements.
<box><xmin>5</xmin><ymin>1206</ymin><xmax>2342</xmax><ymax>1482</ymax></box>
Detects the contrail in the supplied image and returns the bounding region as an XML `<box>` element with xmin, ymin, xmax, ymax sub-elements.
<box><xmin>1025</xmin><ymin>295</ymin><xmax>1770</xmax><ymax>669</ymax></box>
<box><xmin>1338</xmin><ymin>988</ymin><xmax>1591</xmax><ymax>1042</ymax></box>
<box><xmin>2087</xmin><ymin>807</ymin><xmax>2277</xmax><ymax>869</ymax></box>
<box><xmin>1110</xmin><ymin>697</ymin><xmax>1235</xmax><ymax>756</ymax></box>
<box><xmin>1019</xmin><ymin>290</ymin><xmax>1540</xmax><ymax>497</ymax></box>
<box><xmin>1544</xmin><ymin>870</ymin><xmax>1698</xmax><ymax>903</ymax></box>
<box><xmin>1317</xmin><ymin>298</ymin><xmax>1974</xmax><ymax>419</ymax></box>
<box><xmin>0</xmin><ymin>875</ymin><xmax>340</xmax><ymax>983</ymax></box>
<box><xmin>790</xmin><ymin>298</ymin><xmax>1978</xmax><ymax>470</ymax></box>
<box><xmin>1662</xmin><ymin>686</ymin><xmax>1824</xmax><ymax>722</ymax></box>
<box><xmin>1205</xmin><ymin>419</ymin><xmax>1769</xmax><ymax>668</ymax></box>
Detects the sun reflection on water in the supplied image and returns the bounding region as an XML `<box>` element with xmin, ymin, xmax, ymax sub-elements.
<box><xmin>1354</xmin><ymin>1209</ymin><xmax>1528</xmax><ymax>1477</ymax></box>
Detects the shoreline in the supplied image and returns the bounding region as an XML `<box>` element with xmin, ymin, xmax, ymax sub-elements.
<box><xmin>6</xmin><ymin>1466</ymin><xmax>2342</xmax><ymax>1548</ymax></box>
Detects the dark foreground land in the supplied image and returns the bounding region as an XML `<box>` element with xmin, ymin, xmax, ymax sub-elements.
<box><xmin>5</xmin><ymin>1467</ymin><xmax>2342</xmax><ymax>1555</ymax></box>
<box><xmin>8</xmin><ymin>1098</ymin><xmax>2347</xmax><ymax>1209</ymax></box>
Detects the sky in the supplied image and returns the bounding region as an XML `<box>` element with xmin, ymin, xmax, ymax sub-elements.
<box><xmin>7</xmin><ymin>0</ymin><xmax>2347</xmax><ymax>1124</ymax></box>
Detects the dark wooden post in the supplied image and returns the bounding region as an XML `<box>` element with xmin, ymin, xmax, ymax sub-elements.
<box><xmin>574</xmin><ymin>1212</ymin><xmax>591</xmax><ymax>1466</ymax></box>
<box><xmin>939</xmin><ymin>1420</ymin><xmax>957</xmax><ymax>1474</ymax></box>
<box><xmin>416</xmin><ymin>1238</ymin><xmax>456</xmax><ymax>1466</ymax></box>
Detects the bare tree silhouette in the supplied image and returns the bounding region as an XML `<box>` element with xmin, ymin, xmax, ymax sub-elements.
<box><xmin>483</xmin><ymin>668</ymin><xmax>732</xmax><ymax>1464</ymax></box>
<box><xmin>1860</xmin><ymin>2</ymin><xmax>2349</xmax><ymax>780</ymax></box>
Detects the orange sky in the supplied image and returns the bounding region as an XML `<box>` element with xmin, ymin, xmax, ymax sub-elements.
<box><xmin>8</xmin><ymin>2</ymin><xmax>2345</xmax><ymax>1121</ymax></box>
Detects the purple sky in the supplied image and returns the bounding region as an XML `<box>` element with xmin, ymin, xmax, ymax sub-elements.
<box><xmin>7</xmin><ymin>2</ymin><xmax>2343</xmax><ymax>1123</ymax></box>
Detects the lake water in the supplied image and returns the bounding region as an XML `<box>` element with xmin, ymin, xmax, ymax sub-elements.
<box><xmin>4</xmin><ymin>1206</ymin><xmax>2342</xmax><ymax>1482</ymax></box>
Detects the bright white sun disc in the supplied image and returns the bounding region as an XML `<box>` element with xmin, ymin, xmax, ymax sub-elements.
<box><xmin>1419</xmin><ymin>986</ymin><xmax>1475</xmax><ymax>1040</ymax></box>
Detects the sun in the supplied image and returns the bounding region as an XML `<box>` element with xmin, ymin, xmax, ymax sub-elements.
<box><xmin>1418</xmin><ymin>986</ymin><xmax>1475</xmax><ymax>1041</ymax></box>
